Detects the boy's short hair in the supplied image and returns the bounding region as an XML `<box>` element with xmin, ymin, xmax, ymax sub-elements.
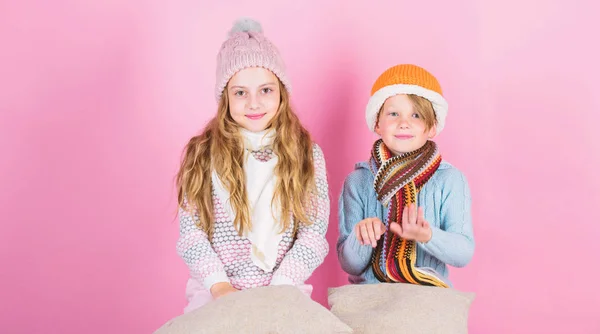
<box><xmin>408</xmin><ymin>94</ymin><xmax>437</xmax><ymax>130</ymax></box>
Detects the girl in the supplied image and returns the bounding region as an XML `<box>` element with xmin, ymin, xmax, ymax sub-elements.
<box><xmin>337</xmin><ymin>64</ymin><xmax>474</xmax><ymax>288</ymax></box>
<box><xmin>174</xmin><ymin>18</ymin><xmax>330</xmax><ymax>313</ymax></box>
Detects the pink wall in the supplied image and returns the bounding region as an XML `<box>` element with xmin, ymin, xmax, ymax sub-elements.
<box><xmin>1</xmin><ymin>0</ymin><xmax>599</xmax><ymax>333</ymax></box>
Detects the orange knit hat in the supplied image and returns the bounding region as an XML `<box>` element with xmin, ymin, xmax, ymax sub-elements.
<box><xmin>365</xmin><ymin>64</ymin><xmax>448</xmax><ymax>135</ymax></box>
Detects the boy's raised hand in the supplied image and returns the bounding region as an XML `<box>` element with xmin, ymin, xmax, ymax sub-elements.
<box><xmin>354</xmin><ymin>217</ymin><xmax>386</xmax><ymax>248</ymax></box>
<box><xmin>389</xmin><ymin>203</ymin><xmax>432</xmax><ymax>243</ymax></box>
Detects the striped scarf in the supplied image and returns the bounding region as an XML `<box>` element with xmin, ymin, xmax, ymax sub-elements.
<box><xmin>370</xmin><ymin>139</ymin><xmax>448</xmax><ymax>287</ymax></box>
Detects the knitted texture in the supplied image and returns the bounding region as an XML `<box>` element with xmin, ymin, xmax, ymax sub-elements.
<box><xmin>365</xmin><ymin>64</ymin><xmax>448</xmax><ymax>135</ymax></box>
<box><xmin>337</xmin><ymin>160</ymin><xmax>475</xmax><ymax>287</ymax></box>
<box><xmin>370</xmin><ymin>64</ymin><xmax>443</xmax><ymax>96</ymax></box>
<box><xmin>369</xmin><ymin>139</ymin><xmax>448</xmax><ymax>287</ymax></box>
<box><xmin>177</xmin><ymin>144</ymin><xmax>329</xmax><ymax>290</ymax></box>
<box><xmin>249</xmin><ymin>147</ymin><xmax>274</xmax><ymax>162</ymax></box>
<box><xmin>214</xmin><ymin>18</ymin><xmax>291</xmax><ymax>101</ymax></box>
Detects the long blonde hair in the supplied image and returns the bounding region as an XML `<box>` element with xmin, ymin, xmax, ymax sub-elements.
<box><xmin>176</xmin><ymin>81</ymin><xmax>315</xmax><ymax>238</ymax></box>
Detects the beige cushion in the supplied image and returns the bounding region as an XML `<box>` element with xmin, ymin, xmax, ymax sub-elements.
<box><xmin>155</xmin><ymin>285</ymin><xmax>353</xmax><ymax>334</ymax></box>
<box><xmin>328</xmin><ymin>283</ymin><xmax>475</xmax><ymax>334</ymax></box>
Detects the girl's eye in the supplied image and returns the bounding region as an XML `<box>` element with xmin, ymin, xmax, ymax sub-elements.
<box><xmin>261</xmin><ymin>88</ymin><xmax>273</xmax><ymax>94</ymax></box>
<box><xmin>235</xmin><ymin>91</ymin><xmax>245</xmax><ymax>96</ymax></box>
<box><xmin>412</xmin><ymin>113</ymin><xmax>420</xmax><ymax>118</ymax></box>
<box><xmin>389</xmin><ymin>112</ymin><xmax>399</xmax><ymax>116</ymax></box>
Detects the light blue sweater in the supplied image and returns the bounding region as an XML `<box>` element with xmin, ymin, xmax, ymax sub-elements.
<box><xmin>336</xmin><ymin>159</ymin><xmax>475</xmax><ymax>287</ymax></box>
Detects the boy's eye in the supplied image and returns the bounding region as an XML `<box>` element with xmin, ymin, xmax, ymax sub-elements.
<box><xmin>389</xmin><ymin>112</ymin><xmax>399</xmax><ymax>116</ymax></box>
<box><xmin>412</xmin><ymin>113</ymin><xmax>420</xmax><ymax>118</ymax></box>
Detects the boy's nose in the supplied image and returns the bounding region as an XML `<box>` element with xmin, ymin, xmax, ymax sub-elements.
<box><xmin>397</xmin><ymin>118</ymin><xmax>410</xmax><ymax>128</ymax></box>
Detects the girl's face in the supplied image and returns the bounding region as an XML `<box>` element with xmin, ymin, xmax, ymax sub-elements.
<box><xmin>227</xmin><ymin>67</ymin><xmax>281</xmax><ymax>133</ymax></box>
<box><xmin>375</xmin><ymin>94</ymin><xmax>436</xmax><ymax>155</ymax></box>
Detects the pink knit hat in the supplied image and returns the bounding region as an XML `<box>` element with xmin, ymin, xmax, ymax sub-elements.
<box><xmin>214</xmin><ymin>18</ymin><xmax>291</xmax><ymax>102</ymax></box>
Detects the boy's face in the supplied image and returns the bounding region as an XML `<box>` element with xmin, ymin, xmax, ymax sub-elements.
<box><xmin>375</xmin><ymin>94</ymin><xmax>436</xmax><ymax>155</ymax></box>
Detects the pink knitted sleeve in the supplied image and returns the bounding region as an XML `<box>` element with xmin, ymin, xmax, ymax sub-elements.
<box><xmin>271</xmin><ymin>144</ymin><xmax>330</xmax><ymax>285</ymax></box>
<box><xmin>176</xmin><ymin>205</ymin><xmax>230</xmax><ymax>290</ymax></box>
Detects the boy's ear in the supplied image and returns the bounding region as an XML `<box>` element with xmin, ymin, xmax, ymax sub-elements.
<box><xmin>374</xmin><ymin>108</ymin><xmax>383</xmax><ymax>136</ymax></box>
<box><xmin>427</xmin><ymin>124</ymin><xmax>437</xmax><ymax>139</ymax></box>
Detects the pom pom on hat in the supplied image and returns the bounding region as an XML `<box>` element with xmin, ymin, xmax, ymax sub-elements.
<box><xmin>228</xmin><ymin>17</ymin><xmax>263</xmax><ymax>37</ymax></box>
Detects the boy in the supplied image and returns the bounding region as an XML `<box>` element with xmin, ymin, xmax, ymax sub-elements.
<box><xmin>337</xmin><ymin>64</ymin><xmax>475</xmax><ymax>287</ymax></box>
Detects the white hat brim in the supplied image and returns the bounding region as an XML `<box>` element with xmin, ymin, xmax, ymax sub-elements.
<box><xmin>366</xmin><ymin>84</ymin><xmax>448</xmax><ymax>135</ymax></box>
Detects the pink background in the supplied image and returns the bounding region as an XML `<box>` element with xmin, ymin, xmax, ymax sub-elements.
<box><xmin>1</xmin><ymin>0</ymin><xmax>599</xmax><ymax>333</ymax></box>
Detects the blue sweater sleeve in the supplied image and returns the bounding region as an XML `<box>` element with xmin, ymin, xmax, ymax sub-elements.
<box><xmin>336</xmin><ymin>170</ymin><xmax>376</xmax><ymax>276</ymax></box>
<box><xmin>419</xmin><ymin>168</ymin><xmax>475</xmax><ymax>267</ymax></box>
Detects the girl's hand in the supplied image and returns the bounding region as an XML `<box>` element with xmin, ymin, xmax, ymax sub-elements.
<box><xmin>389</xmin><ymin>203</ymin><xmax>432</xmax><ymax>243</ymax></box>
<box><xmin>210</xmin><ymin>282</ymin><xmax>239</xmax><ymax>299</ymax></box>
<box><xmin>354</xmin><ymin>217</ymin><xmax>386</xmax><ymax>247</ymax></box>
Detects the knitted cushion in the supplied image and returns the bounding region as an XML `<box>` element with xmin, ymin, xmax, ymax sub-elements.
<box><xmin>328</xmin><ymin>283</ymin><xmax>475</xmax><ymax>334</ymax></box>
<box><xmin>154</xmin><ymin>285</ymin><xmax>352</xmax><ymax>334</ymax></box>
